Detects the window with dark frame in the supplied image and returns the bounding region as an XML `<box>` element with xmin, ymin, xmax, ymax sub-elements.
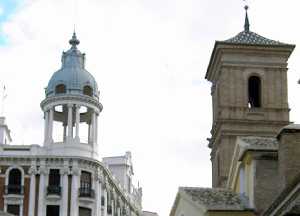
<box><xmin>49</xmin><ymin>169</ymin><xmax>60</xmax><ymax>186</ymax></box>
<box><xmin>7</xmin><ymin>204</ymin><xmax>20</xmax><ymax>216</ymax></box>
<box><xmin>248</xmin><ymin>76</ymin><xmax>261</xmax><ymax>108</ymax></box>
<box><xmin>46</xmin><ymin>205</ymin><xmax>60</xmax><ymax>216</ymax></box>
<box><xmin>80</xmin><ymin>171</ymin><xmax>92</xmax><ymax>189</ymax></box>
<box><xmin>7</xmin><ymin>169</ymin><xmax>22</xmax><ymax>194</ymax></box>
<box><xmin>55</xmin><ymin>84</ymin><xmax>66</xmax><ymax>94</ymax></box>
<box><xmin>79</xmin><ymin>207</ymin><xmax>92</xmax><ymax>216</ymax></box>
<box><xmin>83</xmin><ymin>85</ymin><xmax>93</xmax><ymax>97</ymax></box>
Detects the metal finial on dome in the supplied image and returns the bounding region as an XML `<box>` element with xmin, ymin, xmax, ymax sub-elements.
<box><xmin>69</xmin><ymin>31</ymin><xmax>80</xmax><ymax>48</ymax></box>
<box><xmin>244</xmin><ymin>5</ymin><xmax>250</xmax><ymax>32</ymax></box>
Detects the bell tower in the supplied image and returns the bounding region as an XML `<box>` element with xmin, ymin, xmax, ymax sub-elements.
<box><xmin>205</xmin><ymin>7</ymin><xmax>295</xmax><ymax>187</ymax></box>
<box><xmin>41</xmin><ymin>32</ymin><xmax>103</xmax><ymax>158</ymax></box>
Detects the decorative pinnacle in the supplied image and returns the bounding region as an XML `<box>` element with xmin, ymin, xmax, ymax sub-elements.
<box><xmin>69</xmin><ymin>31</ymin><xmax>80</xmax><ymax>48</ymax></box>
<box><xmin>244</xmin><ymin>5</ymin><xmax>250</xmax><ymax>32</ymax></box>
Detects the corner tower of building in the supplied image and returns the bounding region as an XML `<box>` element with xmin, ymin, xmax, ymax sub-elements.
<box><xmin>41</xmin><ymin>32</ymin><xmax>103</xmax><ymax>158</ymax></box>
<box><xmin>205</xmin><ymin>7</ymin><xmax>295</xmax><ymax>187</ymax></box>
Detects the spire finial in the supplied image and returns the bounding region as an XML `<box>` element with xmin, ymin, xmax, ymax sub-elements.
<box><xmin>244</xmin><ymin>4</ymin><xmax>250</xmax><ymax>32</ymax></box>
<box><xmin>69</xmin><ymin>31</ymin><xmax>80</xmax><ymax>48</ymax></box>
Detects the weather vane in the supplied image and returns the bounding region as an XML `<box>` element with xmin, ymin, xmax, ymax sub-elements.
<box><xmin>0</xmin><ymin>84</ymin><xmax>7</xmax><ymax>116</ymax></box>
<box><xmin>243</xmin><ymin>0</ymin><xmax>250</xmax><ymax>32</ymax></box>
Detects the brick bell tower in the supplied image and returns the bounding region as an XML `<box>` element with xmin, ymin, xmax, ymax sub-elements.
<box><xmin>205</xmin><ymin>6</ymin><xmax>295</xmax><ymax>188</ymax></box>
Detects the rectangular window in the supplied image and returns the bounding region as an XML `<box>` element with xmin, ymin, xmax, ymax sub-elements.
<box><xmin>7</xmin><ymin>205</ymin><xmax>20</xmax><ymax>216</ymax></box>
<box><xmin>79</xmin><ymin>207</ymin><xmax>92</xmax><ymax>216</ymax></box>
<box><xmin>49</xmin><ymin>169</ymin><xmax>60</xmax><ymax>186</ymax></box>
<box><xmin>46</xmin><ymin>205</ymin><xmax>60</xmax><ymax>216</ymax></box>
<box><xmin>80</xmin><ymin>171</ymin><xmax>92</xmax><ymax>189</ymax></box>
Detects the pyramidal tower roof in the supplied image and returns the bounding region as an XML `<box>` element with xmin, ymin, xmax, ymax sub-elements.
<box><xmin>205</xmin><ymin>5</ymin><xmax>295</xmax><ymax>80</ymax></box>
<box><xmin>221</xmin><ymin>5</ymin><xmax>291</xmax><ymax>46</ymax></box>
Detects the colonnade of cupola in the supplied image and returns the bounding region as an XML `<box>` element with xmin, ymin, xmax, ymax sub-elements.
<box><xmin>40</xmin><ymin>32</ymin><xmax>103</xmax><ymax>158</ymax></box>
<box><xmin>42</xmin><ymin>100</ymin><xmax>101</xmax><ymax>145</ymax></box>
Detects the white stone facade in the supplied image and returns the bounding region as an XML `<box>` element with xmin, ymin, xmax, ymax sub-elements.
<box><xmin>0</xmin><ymin>33</ymin><xmax>143</xmax><ymax>216</ymax></box>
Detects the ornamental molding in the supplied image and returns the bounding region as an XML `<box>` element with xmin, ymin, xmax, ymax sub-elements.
<box><xmin>60</xmin><ymin>166</ymin><xmax>71</xmax><ymax>175</ymax></box>
<box><xmin>4</xmin><ymin>194</ymin><xmax>24</xmax><ymax>205</ymax></box>
<box><xmin>40</xmin><ymin>94</ymin><xmax>102</xmax><ymax>112</ymax></box>
<box><xmin>38</xmin><ymin>166</ymin><xmax>49</xmax><ymax>175</ymax></box>
<box><xmin>28</xmin><ymin>167</ymin><xmax>38</xmax><ymax>175</ymax></box>
<box><xmin>0</xmin><ymin>155</ymin><xmax>141</xmax><ymax>214</ymax></box>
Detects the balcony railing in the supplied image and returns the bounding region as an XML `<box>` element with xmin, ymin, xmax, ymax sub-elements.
<box><xmin>4</xmin><ymin>185</ymin><xmax>24</xmax><ymax>195</ymax></box>
<box><xmin>79</xmin><ymin>187</ymin><xmax>95</xmax><ymax>198</ymax></box>
<box><xmin>47</xmin><ymin>185</ymin><xmax>61</xmax><ymax>196</ymax></box>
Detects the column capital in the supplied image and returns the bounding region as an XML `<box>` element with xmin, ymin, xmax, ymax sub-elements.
<box><xmin>60</xmin><ymin>167</ymin><xmax>70</xmax><ymax>176</ymax></box>
<box><xmin>71</xmin><ymin>167</ymin><xmax>80</xmax><ymax>176</ymax></box>
<box><xmin>67</xmin><ymin>103</ymin><xmax>73</xmax><ymax>108</ymax></box>
<box><xmin>75</xmin><ymin>104</ymin><xmax>81</xmax><ymax>109</ymax></box>
<box><xmin>38</xmin><ymin>166</ymin><xmax>49</xmax><ymax>175</ymax></box>
<box><xmin>28</xmin><ymin>167</ymin><xmax>38</xmax><ymax>175</ymax></box>
<box><xmin>94</xmin><ymin>168</ymin><xmax>103</xmax><ymax>182</ymax></box>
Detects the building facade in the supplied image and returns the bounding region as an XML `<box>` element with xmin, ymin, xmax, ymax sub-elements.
<box><xmin>0</xmin><ymin>33</ymin><xmax>142</xmax><ymax>216</ymax></box>
<box><xmin>170</xmin><ymin>6</ymin><xmax>300</xmax><ymax>216</ymax></box>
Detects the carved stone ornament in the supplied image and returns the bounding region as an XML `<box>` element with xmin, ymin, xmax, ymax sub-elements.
<box><xmin>60</xmin><ymin>166</ymin><xmax>70</xmax><ymax>175</ymax></box>
<box><xmin>95</xmin><ymin>168</ymin><xmax>103</xmax><ymax>182</ymax></box>
<box><xmin>38</xmin><ymin>166</ymin><xmax>49</xmax><ymax>175</ymax></box>
<box><xmin>71</xmin><ymin>166</ymin><xmax>80</xmax><ymax>176</ymax></box>
<box><xmin>28</xmin><ymin>166</ymin><xmax>38</xmax><ymax>175</ymax></box>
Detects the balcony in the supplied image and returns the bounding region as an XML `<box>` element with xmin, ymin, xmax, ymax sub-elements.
<box><xmin>47</xmin><ymin>185</ymin><xmax>61</xmax><ymax>196</ymax></box>
<box><xmin>4</xmin><ymin>185</ymin><xmax>24</xmax><ymax>195</ymax></box>
<box><xmin>79</xmin><ymin>187</ymin><xmax>95</xmax><ymax>198</ymax></box>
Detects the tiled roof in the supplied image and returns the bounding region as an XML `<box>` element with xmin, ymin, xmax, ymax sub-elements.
<box><xmin>223</xmin><ymin>30</ymin><xmax>288</xmax><ymax>46</ymax></box>
<box><xmin>181</xmin><ymin>187</ymin><xmax>251</xmax><ymax>211</ymax></box>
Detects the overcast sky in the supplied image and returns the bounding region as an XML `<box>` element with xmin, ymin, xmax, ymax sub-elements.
<box><xmin>1</xmin><ymin>0</ymin><xmax>300</xmax><ymax>215</ymax></box>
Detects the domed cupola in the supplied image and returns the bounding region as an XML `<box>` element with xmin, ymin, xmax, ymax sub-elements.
<box><xmin>46</xmin><ymin>32</ymin><xmax>99</xmax><ymax>99</ymax></box>
<box><xmin>40</xmin><ymin>32</ymin><xmax>103</xmax><ymax>159</ymax></box>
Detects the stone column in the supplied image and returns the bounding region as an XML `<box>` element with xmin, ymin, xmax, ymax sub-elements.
<box><xmin>38</xmin><ymin>166</ymin><xmax>48</xmax><ymax>216</ymax></box>
<box><xmin>70</xmin><ymin>166</ymin><xmax>80</xmax><ymax>216</ymax></box>
<box><xmin>75</xmin><ymin>105</ymin><xmax>80</xmax><ymax>142</ymax></box>
<box><xmin>63</xmin><ymin>123</ymin><xmax>67</xmax><ymax>142</ymax></box>
<box><xmin>67</xmin><ymin>104</ymin><xmax>73</xmax><ymax>141</ymax></box>
<box><xmin>44</xmin><ymin>110</ymin><xmax>49</xmax><ymax>144</ymax></box>
<box><xmin>95</xmin><ymin>178</ymin><xmax>101</xmax><ymax>216</ymax></box>
<box><xmin>104</xmin><ymin>187</ymin><xmax>108</xmax><ymax>216</ymax></box>
<box><xmin>48</xmin><ymin>107</ymin><xmax>54</xmax><ymax>142</ymax></box>
<box><xmin>88</xmin><ymin>123</ymin><xmax>91</xmax><ymax>144</ymax></box>
<box><xmin>94</xmin><ymin>112</ymin><xmax>98</xmax><ymax>144</ymax></box>
<box><xmin>19</xmin><ymin>203</ymin><xmax>23</xmax><ymax>216</ymax></box>
<box><xmin>111</xmin><ymin>199</ymin><xmax>114</xmax><ymax>216</ymax></box>
<box><xmin>117</xmin><ymin>198</ymin><xmax>121</xmax><ymax>216</ymax></box>
<box><xmin>28</xmin><ymin>167</ymin><xmax>37</xmax><ymax>216</ymax></box>
<box><xmin>61</xmin><ymin>166</ymin><xmax>69</xmax><ymax>216</ymax></box>
<box><xmin>92</xmin><ymin>111</ymin><xmax>96</xmax><ymax>144</ymax></box>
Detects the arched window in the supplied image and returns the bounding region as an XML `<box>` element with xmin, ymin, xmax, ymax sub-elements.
<box><xmin>55</xmin><ymin>84</ymin><xmax>66</xmax><ymax>94</ymax></box>
<box><xmin>8</xmin><ymin>169</ymin><xmax>22</xmax><ymax>194</ymax></box>
<box><xmin>83</xmin><ymin>85</ymin><xmax>93</xmax><ymax>97</ymax></box>
<box><xmin>248</xmin><ymin>76</ymin><xmax>261</xmax><ymax>108</ymax></box>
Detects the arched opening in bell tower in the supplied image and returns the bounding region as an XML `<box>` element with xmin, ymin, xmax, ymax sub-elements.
<box><xmin>248</xmin><ymin>76</ymin><xmax>261</xmax><ymax>108</ymax></box>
